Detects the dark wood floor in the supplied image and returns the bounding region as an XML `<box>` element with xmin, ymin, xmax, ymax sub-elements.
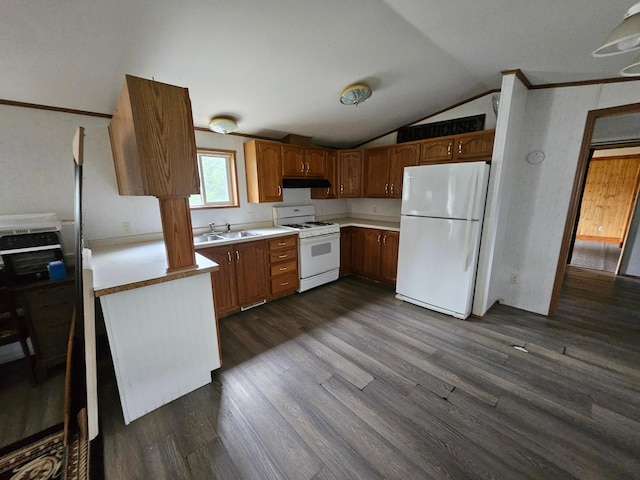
<box><xmin>100</xmin><ymin>267</ymin><xmax>640</xmax><ymax>479</ymax></box>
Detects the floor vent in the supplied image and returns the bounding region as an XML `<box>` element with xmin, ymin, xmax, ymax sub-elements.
<box><xmin>512</xmin><ymin>345</ymin><xmax>529</xmax><ymax>353</ymax></box>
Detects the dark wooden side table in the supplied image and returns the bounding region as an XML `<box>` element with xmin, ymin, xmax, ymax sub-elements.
<box><xmin>9</xmin><ymin>277</ymin><xmax>75</xmax><ymax>382</ymax></box>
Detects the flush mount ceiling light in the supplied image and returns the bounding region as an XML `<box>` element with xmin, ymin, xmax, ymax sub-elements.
<box><xmin>208</xmin><ymin>116</ymin><xmax>238</xmax><ymax>134</ymax></box>
<box><xmin>592</xmin><ymin>2</ymin><xmax>640</xmax><ymax>57</ymax></box>
<box><xmin>340</xmin><ymin>83</ymin><xmax>372</xmax><ymax>106</ymax></box>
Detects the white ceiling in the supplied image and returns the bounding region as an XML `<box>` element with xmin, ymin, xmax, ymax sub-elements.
<box><xmin>1</xmin><ymin>0</ymin><xmax>637</xmax><ymax>148</ymax></box>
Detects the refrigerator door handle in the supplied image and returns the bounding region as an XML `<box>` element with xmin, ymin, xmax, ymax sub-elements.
<box><xmin>462</xmin><ymin>165</ymin><xmax>480</xmax><ymax>271</ymax></box>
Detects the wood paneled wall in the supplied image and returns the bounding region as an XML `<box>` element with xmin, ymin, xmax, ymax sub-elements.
<box><xmin>576</xmin><ymin>156</ymin><xmax>640</xmax><ymax>243</ymax></box>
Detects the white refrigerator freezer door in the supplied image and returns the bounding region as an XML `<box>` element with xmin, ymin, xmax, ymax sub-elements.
<box><xmin>395</xmin><ymin>215</ymin><xmax>481</xmax><ymax>319</ymax></box>
<box><xmin>401</xmin><ymin>162</ymin><xmax>489</xmax><ymax>220</ymax></box>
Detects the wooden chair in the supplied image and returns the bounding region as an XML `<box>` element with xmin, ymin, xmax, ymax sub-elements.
<box><xmin>0</xmin><ymin>280</ymin><xmax>35</xmax><ymax>379</ymax></box>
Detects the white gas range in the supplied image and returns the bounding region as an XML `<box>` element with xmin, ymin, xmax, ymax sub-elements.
<box><xmin>273</xmin><ymin>205</ymin><xmax>340</xmax><ymax>292</ymax></box>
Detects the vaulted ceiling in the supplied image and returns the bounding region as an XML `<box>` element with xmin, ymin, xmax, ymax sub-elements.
<box><xmin>1</xmin><ymin>1</ymin><xmax>636</xmax><ymax>148</ymax></box>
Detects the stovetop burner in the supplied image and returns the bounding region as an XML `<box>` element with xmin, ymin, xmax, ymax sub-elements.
<box><xmin>306</xmin><ymin>221</ymin><xmax>334</xmax><ymax>226</ymax></box>
<box><xmin>282</xmin><ymin>223</ymin><xmax>312</xmax><ymax>229</ymax></box>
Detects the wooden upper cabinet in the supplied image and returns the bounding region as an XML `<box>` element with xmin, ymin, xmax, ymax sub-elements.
<box><xmin>454</xmin><ymin>130</ymin><xmax>495</xmax><ymax>161</ymax></box>
<box><xmin>304</xmin><ymin>148</ymin><xmax>326</xmax><ymax>177</ymax></box>
<box><xmin>338</xmin><ymin>150</ymin><xmax>363</xmax><ymax>198</ymax></box>
<box><xmin>282</xmin><ymin>145</ymin><xmax>326</xmax><ymax>178</ymax></box>
<box><xmin>390</xmin><ymin>143</ymin><xmax>419</xmax><ymax>197</ymax></box>
<box><xmin>364</xmin><ymin>147</ymin><xmax>392</xmax><ymax>198</ymax></box>
<box><xmin>311</xmin><ymin>150</ymin><xmax>337</xmax><ymax>199</ymax></box>
<box><xmin>281</xmin><ymin>145</ymin><xmax>305</xmax><ymax>177</ymax></box>
<box><xmin>108</xmin><ymin>75</ymin><xmax>199</xmax><ymax>197</ymax></box>
<box><xmin>420</xmin><ymin>137</ymin><xmax>454</xmax><ymax>164</ymax></box>
<box><xmin>244</xmin><ymin>140</ymin><xmax>283</xmax><ymax>203</ymax></box>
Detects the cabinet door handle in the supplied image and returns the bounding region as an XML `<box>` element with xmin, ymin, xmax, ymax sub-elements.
<box><xmin>280</xmin><ymin>281</ymin><xmax>289</xmax><ymax>287</ymax></box>
<box><xmin>278</xmin><ymin>241</ymin><xmax>287</xmax><ymax>246</ymax></box>
<box><xmin>390</xmin><ymin>184</ymin><xmax>394</xmax><ymax>194</ymax></box>
<box><xmin>306</xmin><ymin>162</ymin><xmax>310</xmax><ymax>172</ymax></box>
<box><xmin>235</xmin><ymin>250</ymin><xmax>240</xmax><ymax>262</ymax></box>
<box><xmin>340</xmin><ymin>184</ymin><xmax>344</xmax><ymax>194</ymax></box>
<box><xmin>326</xmin><ymin>187</ymin><xmax>330</xmax><ymax>195</ymax></box>
<box><xmin>377</xmin><ymin>234</ymin><xmax>381</xmax><ymax>243</ymax></box>
<box><xmin>279</xmin><ymin>267</ymin><xmax>288</xmax><ymax>271</ymax></box>
<box><xmin>278</xmin><ymin>254</ymin><xmax>287</xmax><ymax>259</ymax></box>
<box><xmin>383</xmin><ymin>235</ymin><xmax>387</xmax><ymax>245</ymax></box>
<box><xmin>301</xmin><ymin>161</ymin><xmax>305</xmax><ymax>173</ymax></box>
<box><xmin>384</xmin><ymin>183</ymin><xmax>389</xmax><ymax>194</ymax></box>
<box><xmin>227</xmin><ymin>251</ymin><xmax>232</xmax><ymax>263</ymax></box>
<box><xmin>278</xmin><ymin>185</ymin><xmax>282</xmax><ymax>196</ymax></box>
<box><xmin>448</xmin><ymin>141</ymin><xmax>452</xmax><ymax>156</ymax></box>
<box><xmin>458</xmin><ymin>142</ymin><xmax>463</xmax><ymax>155</ymax></box>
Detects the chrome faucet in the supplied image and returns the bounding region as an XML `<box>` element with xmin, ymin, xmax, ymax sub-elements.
<box><xmin>208</xmin><ymin>222</ymin><xmax>216</xmax><ymax>232</ymax></box>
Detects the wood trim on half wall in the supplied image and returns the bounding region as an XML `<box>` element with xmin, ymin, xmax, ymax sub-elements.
<box><xmin>548</xmin><ymin>102</ymin><xmax>640</xmax><ymax>316</ymax></box>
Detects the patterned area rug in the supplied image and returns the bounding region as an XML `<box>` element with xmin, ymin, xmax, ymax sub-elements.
<box><xmin>0</xmin><ymin>425</ymin><xmax>87</xmax><ymax>480</ymax></box>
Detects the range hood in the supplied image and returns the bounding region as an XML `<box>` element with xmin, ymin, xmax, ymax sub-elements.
<box><xmin>282</xmin><ymin>178</ymin><xmax>331</xmax><ymax>189</ymax></box>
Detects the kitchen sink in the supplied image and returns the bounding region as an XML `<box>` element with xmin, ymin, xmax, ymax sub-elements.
<box><xmin>195</xmin><ymin>231</ymin><xmax>261</xmax><ymax>244</ymax></box>
<box><xmin>216</xmin><ymin>231</ymin><xmax>260</xmax><ymax>239</ymax></box>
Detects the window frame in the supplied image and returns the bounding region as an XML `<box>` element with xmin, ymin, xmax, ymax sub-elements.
<box><xmin>189</xmin><ymin>148</ymin><xmax>240</xmax><ymax>209</ymax></box>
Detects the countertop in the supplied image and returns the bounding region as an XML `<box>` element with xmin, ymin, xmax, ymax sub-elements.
<box><xmin>193</xmin><ymin>226</ymin><xmax>297</xmax><ymax>249</ymax></box>
<box><xmin>331</xmin><ymin>217</ymin><xmax>401</xmax><ymax>232</ymax></box>
<box><xmin>91</xmin><ymin>241</ymin><xmax>220</xmax><ymax>297</ymax></box>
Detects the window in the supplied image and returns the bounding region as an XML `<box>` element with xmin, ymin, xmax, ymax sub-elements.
<box><xmin>189</xmin><ymin>149</ymin><xmax>239</xmax><ymax>208</ymax></box>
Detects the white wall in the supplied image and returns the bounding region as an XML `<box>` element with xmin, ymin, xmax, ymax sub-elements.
<box><xmin>0</xmin><ymin>105</ymin><xmax>348</xmax><ymax>256</ymax></box>
<box><xmin>497</xmin><ymin>81</ymin><xmax>640</xmax><ymax>314</ymax></box>
<box><xmin>473</xmin><ymin>74</ymin><xmax>528</xmax><ymax>316</ymax></box>
<box><xmin>362</xmin><ymin>92</ymin><xmax>499</xmax><ymax>149</ymax></box>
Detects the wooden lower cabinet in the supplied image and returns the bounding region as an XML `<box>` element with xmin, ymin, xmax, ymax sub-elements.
<box><xmin>268</xmin><ymin>235</ymin><xmax>299</xmax><ymax>297</ymax></box>
<box><xmin>199</xmin><ymin>239</ymin><xmax>269</xmax><ymax>318</ymax></box>
<box><xmin>201</xmin><ymin>245</ymin><xmax>238</xmax><ymax>318</ymax></box>
<box><xmin>200</xmin><ymin>236</ymin><xmax>300</xmax><ymax>318</ymax></box>
<box><xmin>344</xmin><ymin>227</ymin><xmax>398</xmax><ymax>285</ymax></box>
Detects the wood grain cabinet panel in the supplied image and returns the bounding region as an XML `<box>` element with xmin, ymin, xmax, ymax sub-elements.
<box><xmin>342</xmin><ymin>227</ymin><xmax>398</xmax><ymax>285</ymax></box>
<box><xmin>420</xmin><ymin>137</ymin><xmax>454</xmax><ymax>164</ymax></box>
<box><xmin>304</xmin><ymin>148</ymin><xmax>326</xmax><ymax>177</ymax></box>
<box><xmin>234</xmin><ymin>240</ymin><xmax>270</xmax><ymax>307</ymax></box>
<box><xmin>245</xmin><ymin>140</ymin><xmax>283</xmax><ymax>203</ymax></box>
<box><xmin>268</xmin><ymin>234</ymin><xmax>298</xmax><ymax>298</ymax></box>
<box><xmin>390</xmin><ymin>143</ymin><xmax>420</xmax><ymax>197</ymax></box>
<box><xmin>338</xmin><ymin>150</ymin><xmax>363</xmax><ymax>198</ymax></box>
<box><xmin>199</xmin><ymin>245</ymin><xmax>238</xmax><ymax>318</ymax></box>
<box><xmin>364</xmin><ymin>147</ymin><xmax>392</xmax><ymax>198</ymax></box>
<box><xmin>281</xmin><ymin>145</ymin><xmax>306</xmax><ymax>177</ymax></box>
<box><xmin>108</xmin><ymin>75</ymin><xmax>199</xmax><ymax>197</ymax></box>
<box><xmin>311</xmin><ymin>150</ymin><xmax>338</xmax><ymax>199</ymax></box>
<box><xmin>454</xmin><ymin>130</ymin><xmax>495</xmax><ymax>161</ymax></box>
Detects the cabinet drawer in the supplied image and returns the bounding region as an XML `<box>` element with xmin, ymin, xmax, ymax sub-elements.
<box><xmin>269</xmin><ymin>248</ymin><xmax>297</xmax><ymax>263</ymax></box>
<box><xmin>271</xmin><ymin>272</ymin><xmax>298</xmax><ymax>295</ymax></box>
<box><xmin>270</xmin><ymin>260</ymin><xmax>297</xmax><ymax>277</ymax></box>
<box><xmin>269</xmin><ymin>235</ymin><xmax>297</xmax><ymax>251</ymax></box>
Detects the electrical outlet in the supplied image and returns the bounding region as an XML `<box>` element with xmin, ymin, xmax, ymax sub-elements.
<box><xmin>121</xmin><ymin>221</ymin><xmax>131</xmax><ymax>234</ymax></box>
<box><xmin>247</xmin><ymin>211</ymin><xmax>256</xmax><ymax>221</ymax></box>
<box><xmin>509</xmin><ymin>274</ymin><xmax>518</xmax><ymax>284</ymax></box>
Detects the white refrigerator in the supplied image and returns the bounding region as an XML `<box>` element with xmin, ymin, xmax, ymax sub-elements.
<box><xmin>395</xmin><ymin>162</ymin><xmax>490</xmax><ymax>319</ymax></box>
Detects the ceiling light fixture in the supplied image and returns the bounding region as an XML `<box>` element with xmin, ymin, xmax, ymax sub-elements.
<box><xmin>340</xmin><ymin>83</ymin><xmax>372</xmax><ymax>106</ymax></box>
<box><xmin>592</xmin><ymin>2</ymin><xmax>640</xmax><ymax>57</ymax></box>
<box><xmin>621</xmin><ymin>53</ymin><xmax>640</xmax><ymax>75</ymax></box>
<box><xmin>208</xmin><ymin>116</ymin><xmax>238</xmax><ymax>134</ymax></box>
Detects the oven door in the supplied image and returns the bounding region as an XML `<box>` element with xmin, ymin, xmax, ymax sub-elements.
<box><xmin>298</xmin><ymin>232</ymin><xmax>340</xmax><ymax>279</ymax></box>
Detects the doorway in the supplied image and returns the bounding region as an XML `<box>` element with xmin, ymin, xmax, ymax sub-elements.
<box><xmin>550</xmin><ymin>102</ymin><xmax>640</xmax><ymax>316</ymax></box>
<box><xmin>569</xmin><ymin>147</ymin><xmax>640</xmax><ymax>273</ymax></box>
